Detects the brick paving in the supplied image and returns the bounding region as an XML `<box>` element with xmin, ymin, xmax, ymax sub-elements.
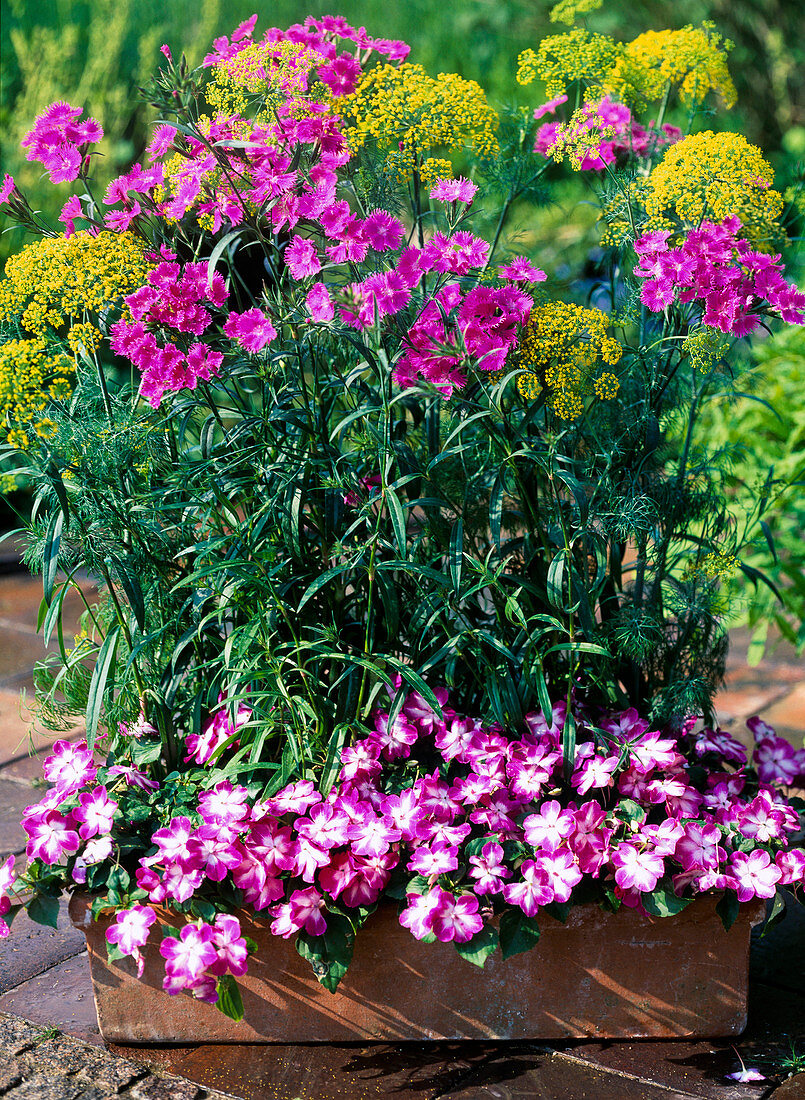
<box><xmin>0</xmin><ymin>571</ymin><xmax>803</xmax><ymax>1098</ymax></box>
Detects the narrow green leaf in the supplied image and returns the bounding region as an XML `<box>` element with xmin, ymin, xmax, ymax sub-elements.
<box><xmin>42</xmin><ymin>510</ymin><xmax>64</xmax><ymax>606</ymax></box>
<box><xmin>562</xmin><ymin>709</ymin><xmax>576</xmax><ymax>779</ymax></box>
<box><xmin>85</xmin><ymin>625</ymin><xmax>121</xmax><ymax>750</ymax></box>
<box><xmin>449</xmin><ymin>518</ymin><xmax>464</xmax><ymax>595</ymax></box>
<box><xmin>385</xmin><ymin>486</ymin><xmax>407</xmax><ymax>556</ymax></box>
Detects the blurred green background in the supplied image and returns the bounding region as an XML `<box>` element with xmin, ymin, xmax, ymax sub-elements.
<box><xmin>0</xmin><ymin>0</ymin><xmax>804</xmax><ymax>656</ymax></box>
<box><xmin>1</xmin><ymin>0</ymin><xmax>804</xmax><ymax>264</ymax></box>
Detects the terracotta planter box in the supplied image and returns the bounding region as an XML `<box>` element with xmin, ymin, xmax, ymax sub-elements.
<box><xmin>68</xmin><ymin>892</ymin><xmax>764</xmax><ymax>1044</ymax></box>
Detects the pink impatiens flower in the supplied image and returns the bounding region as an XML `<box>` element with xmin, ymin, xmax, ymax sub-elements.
<box><xmin>270</xmin><ymin>886</ymin><xmax>328</xmax><ymax>938</ymax></box>
<box><xmin>0</xmin><ymin>855</ymin><xmax>15</xmax><ymax>937</ymax></box>
<box><xmin>42</xmin><ymin>740</ymin><xmax>97</xmax><ymax>794</ymax></box>
<box><xmin>74</xmin><ymin>786</ymin><xmax>118</xmax><ymax>840</ymax></box>
<box><xmin>24</xmin><ymin>810</ymin><xmax>80</xmax><ymax>865</ymax></box>
<box><xmin>468</xmin><ymin>841</ymin><xmax>512</xmax><ymax>895</ymax></box>
<box><xmin>399</xmin><ymin>888</ymin><xmax>442</xmax><ymax>940</ymax></box>
<box><xmin>429</xmin><ymin>887</ymin><xmax>484</xmax><ymax>943</ymax></box>
<box><xmin>160</xmin><ymin>923</ymin><xmax>218</xmax><ymax>990</ymax></box>
<box><xmin>523</xmin><ymin>800</ymin><xmax>576</xmax><ymax>852</ymax></box>
<box><xmin>106</xmin><ymin>904</ymin><xmax>156</xmax><ymax>977</ymax></box>
<box><xmin>730</xmin><ymin>849</ymin><xmax>782</xmax><ymax>902</ymax></box>
<box><xmin>208</xmin><ymin>913</ymin><xmax>249</xmax><ymax>977</ymax></box>
<box><xmin>611</xmin><ymin>842</ymin><xmax>665</xmax><ymax>893</ymax></box>
<box><xmin>224</xmin><ymin>308</ymin><xmax>277</xmax><ymax>353</ymax></box>
<box><xmin>503</xmin><ymin>859</ymin><xmax>554</xmax><ymax>915</ymax></box>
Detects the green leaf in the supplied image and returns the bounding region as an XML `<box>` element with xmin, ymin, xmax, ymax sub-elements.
<box><xmin>216</xmin><ymin>974</ymin><xmax>244</xmax><ymax>1021</ymax></box>
<box><xmin>385</xmin><ymin>485</ymin><xmax>408</xmax><ymax>556</ymax></box>
<box><xmin>42</xmin><ymin>510</ymin><xmax>64</xmax><ymax>606</ymax></box>
<box><xmin>561</xmin><ymin>709</ymin><xmax>576</xmax><ymax>780</ymax></box>
<box><xmin>131</xmin><ymin>739</ymin><xmax>163</xmax><ymax>765</ymax></box>
<box><xmin>110</xmin><ymin>556</ymin><xmax>146</xmax><ymax>632</ymax></box>
<box><xmin>85</xmin><ymin>625</ymin><xmax>121</xmax><ymax>750</ymax></box>
<box><xmin>107</xmin><ymin>867</ymin><xmax>130</xmax><ymax>894</ymax></box>
<box><xmin>642</xmin><ymin>881</ymin><xmax>693</xmax><ymax>918</ymax></box>
<box><xmin>544</xmin><ymin>900</ymin><xmax>571</xmax><ymax>924</ymax></box>
<box><xmin>716</xmin><ymin>892</ymin><xmax>740</xmax><ymax>932</ymax></box>
<box><xmin>498</xmin><ymin>909</ymin><xmax>541</xmax><ymax>960</ymax></box>
<box><xmin>295</xmin><ymin>913</ymin><xmax>355</xmax><ymax>993</ymax></box>
<box><xmin>454</xmin><ymin>923</ymin><xmax>498</xmax><ymax>968</ymax></box>
<box><xmin>190</xmin><ymin>899</ymin><xmax>218</xmax><ymax>922</ymax></box>
<box><xmin>106</xmin><ymin>940</ymin><xmax>125</xmax><ymax>964</ymax></box>
<box><xmin>27</xmin><ymin>894</ymin><xmax>60</xmax><ymax>929</ymax></box>
<box><xmin>760</xmin><ymin>889</ymin><xmax>787</xmax><ymax>938</ymax></box>
<box><xmin>449</xmin><ymin>518</ymin><xmax>464</xmax><ymax>595</ymax></box>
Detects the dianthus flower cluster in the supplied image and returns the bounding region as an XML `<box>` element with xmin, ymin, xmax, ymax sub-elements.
<box><xmin>634</xmin><ymin>219</ymin><xmax>805</xmax><ymax>335</ymax></box>
<box><xmin>20</xmin><ymin>102</ymin><xmax>103</xmax><ymax>184</ymax></box>
<box><xmin>605</xmin><ymin>24</ymin><xmax>736</xmax><ymax>110</ymax></box>
<box><xmin>340</xmin><ymin>63</ymin><xmax>499</xmax><ymax>184</ymax></box>
<box><xmin>643</xmin><ymin>131</ymin><xmax>784</xmax><ymax>249</ymax></box>
<box><xmin>109</xmin><ymin>250</ymin><xmax>230</xmax><ymax>407</ymax></box>
<box><xmin>516</xmin><ymin>301</ymin><xmax>622</xmax><ymax>418</ymax></box>
<box><xmin>535</xmin><ymin>95</ymin><xmax>681</xmax><ymax>170</ymax></box>
<box><xmin>393</xmin><ymin>281</ymin><xmax>534</xmax><ymax>396</ymax></box>
<box><xmin>5</xmin><ymin>687</ymin><xmax>804</xmax><ymax>999</ymax></box>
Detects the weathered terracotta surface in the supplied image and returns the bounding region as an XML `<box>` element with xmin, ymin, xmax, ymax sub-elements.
<box><xmin>68</xmin><ymin>892</ymin><xmax>764</xmax><ymax>1044</ymax></box>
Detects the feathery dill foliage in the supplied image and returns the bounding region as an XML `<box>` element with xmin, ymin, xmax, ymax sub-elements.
<box><xmin>0</xmin><ymin>5</ymin><xmax>802</xmax><ymax>796</ymax></box>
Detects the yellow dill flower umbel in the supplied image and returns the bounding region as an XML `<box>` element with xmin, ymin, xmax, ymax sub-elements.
<box><xmin>519</xmin><ymin>29</ymin><xmax>621</xmax><ymax>98</ymax></box>
<box><xmin>549</xmin><ymin>0</ymin><xmax>604</xmax><ymax>26</ymax></box>
<box><xmin>0</xmin><ymin>230</ymin><xmax>152</xmax><ymax>337</ymax></box>
<box><xmin>643</xmin><ymin>131</ymin><xmax>784</xmax><ymax>249</ymax></box>
<box><xmin>0</xmin><ymin>338</ymin><xmax>74</xmax><ymax>447</ymax></box>
<box><xmin>206</xmin><ymin>39</ymin><xmax>325</xmax><ymax>121</ymax></box>
<box><xmin>516</xmin><ymin>301</ymin><xmax>622</xmax><ymax>419</ymax></box>
<box><xmin>606</xmin><ymin>24</ymin><xmax>736</xmax><ymax>110</ymax></box>
<box><xmin>339</xmin><ymin>63</ymin><xmax>499</xmax><ymax>180</ymax></box>
<box><xmin>682</xmin><ymin>327</ymin><xmax>731</xmax><ymax>374</ymax></box>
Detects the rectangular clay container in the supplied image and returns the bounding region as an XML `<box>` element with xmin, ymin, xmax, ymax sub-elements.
<box><xmin>68</xmin><ymin>892</ymin><xmax>764</xmax><ymax>1043</ymax></box>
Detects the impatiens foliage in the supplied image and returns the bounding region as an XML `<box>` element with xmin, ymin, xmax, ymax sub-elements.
<box><xmin>0</xmin><ymin>7</ymin><xmax>803</xmax><ymax>1016</ymax></box>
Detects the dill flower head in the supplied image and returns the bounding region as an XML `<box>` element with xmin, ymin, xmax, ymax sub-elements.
<box><xmin>340</xmin><ymin>63</ymin><xmax>499</xmax><ymax>179</ymax></box>
<box><xmin>606</xmin><ymin>24</ymin><xmax>736</xmax><ymax>110</ymax></box>
<box><xmin>549</xmin><ymin>0</ymin><xmax>604</xmax><ymax>26</ymax></box>
<box><xmin>682</xmin><ymin>327</ymin><xmax>731</xmax><ymax>374</ymax></box>
<box><xmin>518</xmin><ymin>29</ymin><xmax>621</xmax><ymax>99</ymax></box>
<box><xmin>0</xmin><ymin>230</ymin><xmax>152</xmax><ymax>337</ymax></box>
<box><xmin>206</xmin><ymin>39</ymin><xmax>326</xmax><ymax>120</ymax></box>
<box><xmin>516</xmin><ymin>301</ymin><xmax>622</xmax><ymax>419</ymax></box>
<box><xmin>0</xmin><ymin>338</ymin><xmax>74</xmax><ymax>448</ymax></box>
<box><xmin>643</xmin><ymin>131</ymin><xmax>784</xmax><ymax>248</ymax></box>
